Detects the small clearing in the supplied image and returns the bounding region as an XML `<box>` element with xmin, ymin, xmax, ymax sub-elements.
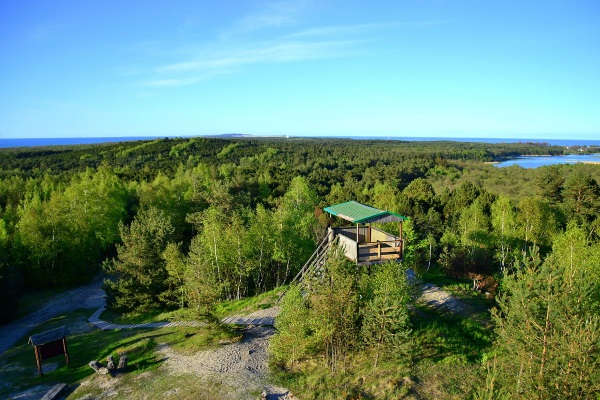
<box><xmin>417</xmin><ymin>283</ymin><xmax>474</xmax><ymax>316</ymax></box>
<box><xmin>159</xmin><ymin>324</ymin><xmax>290</xmax><ymax>399</ymax></box>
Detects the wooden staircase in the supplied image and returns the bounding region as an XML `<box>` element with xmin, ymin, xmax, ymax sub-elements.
<box><xmin>278</xmin><ymin>232</ymin><xmax>333</xmax><ymax>302</ymax></box>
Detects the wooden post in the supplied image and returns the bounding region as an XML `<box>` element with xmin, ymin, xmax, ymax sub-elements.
<box><xmin>34</xmin><ymin>346</ymin><xmax>43</xmax><ymax>376</ymax></box>
<box><xmin>106</xmin><ymin>356</ymin><xmax>115</xmax><ymax>370</ymax></box>
<box><xmin>399</xmin><ymin>221</ymin><xmax>403</xmax><ymax>258</ymax></box>
<box><xmin>356</xmin><ymin>223</ymin><xmax>360</xmax><ymax>264</ymax></box>
<box><xmin>62</xmin><ymin>338</ymin><xmax>69</xmax><ymax>366</ymax></box>
<box><xmin>368</xmin><ymin>223</ymin><xmax>372</xmax><ymax>242</ymax></box>
<box><xmin>377</xmin><ymin>241</ymin><xmax>381</xmax><ymax>260</ymax></box>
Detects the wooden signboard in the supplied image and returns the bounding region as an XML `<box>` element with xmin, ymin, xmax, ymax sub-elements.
<box><xmin>29</xmin><ymin>326</ymin><xmax>70</xmax><ymax>376</ymax></box>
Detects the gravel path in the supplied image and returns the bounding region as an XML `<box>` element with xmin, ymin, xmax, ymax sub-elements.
<box><xmin>0</xmin><ymin>275</ymin><xmax>105</xmax><ymax>355</ymax></box>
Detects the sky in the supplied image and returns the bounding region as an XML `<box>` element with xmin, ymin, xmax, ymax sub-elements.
<box><xmin>1</xmin><ymin>0</ymin><xmax>599</xmax><ymax>139</ymax></box>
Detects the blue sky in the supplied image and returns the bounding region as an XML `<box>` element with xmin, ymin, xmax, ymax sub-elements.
<box><xmin>1</xmin><ymin>0</ymin><xmax>599</xmax><ymax>139</ymax></box>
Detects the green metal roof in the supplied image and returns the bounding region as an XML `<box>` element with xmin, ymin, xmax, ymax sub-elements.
<box><xmin>323</xmin><ymin>201</ymin><xmax>408</xmax><ymax>224</ymax></box>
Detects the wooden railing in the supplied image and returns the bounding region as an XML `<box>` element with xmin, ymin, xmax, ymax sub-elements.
<box><xmin>358</xmin><ymin>241</ymin><xmax>402</xmax><ymax>262</ymax></box>
<box><xmin>331</xmin><ymin>226</ymin><xmax>403</xmax><ymax>263</ymax></box>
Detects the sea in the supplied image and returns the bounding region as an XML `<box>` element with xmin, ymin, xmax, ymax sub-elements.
<box><xmin>0</xmin><ymin>136</ymin><xmax>162</xmax><ymax>148</ymax></box>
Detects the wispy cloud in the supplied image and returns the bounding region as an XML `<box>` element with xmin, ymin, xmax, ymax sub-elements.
<box><xmin>288</xmin><ymin>20</ymin><xmax>446</xmax><ymax>38</ymax></box>
<box><xmin>155</xmin><ymin>39</ymin><xmax>363</xmax><ymax>74</ymax></box>
<box><xmin>236</xmin><ymin>0</ymin><xmax>312</xmax><ymax>32</ymax></box>
<box><xmin>140</xmin><ymin>21</ymin><xmax>371</xmax><ymax>88</ymax></box>
<box><xmin>141</xmin><ymin>78</ymin><xmax>204</xmax><ymax>87</ymax></box>
<box><xmin>136</xmin><ymin>0</ymin><xmax>444</xmax><ymax>89</ymax></box>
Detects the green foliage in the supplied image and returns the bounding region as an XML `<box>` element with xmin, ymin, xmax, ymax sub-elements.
<box><xmin>491</xmin><ymin>226</ymin><xmax>600</xmax><ymax>398</ymax></box>
<box><xmin>271</xmin><ymin>253</ymin><xmax>414</xmax><ymax>396</ymax></box>
<box><xmin>361</xmin><ymin>262</ymin><xmax>412</xmax><ymax>368</ymax></box>
<box><xmin>518</xmin><ymin>196</ymin><xmax>558</xmax><ymax>251</ymax></box>
<box><xmin>15</xmin><ymin>168</ymin><xmax>128</xmax><ymax>286</ymax></box>
<box><xmin>217</xmin><ymin>142</ymin><xmax>241</xmax><ymax>158</ymax></box>
<box><xmin>104</xmin><ymin>206</ymin><xmax>176</xmax><ymax>312</ymax></box>
<box><xmin>536</xmin><ymin>165</ymin><xmax>564</xmax><ymax>204</ymax></box>
<box><xmin>562</xmin><ymin>170</ymin><xmax>600</xmax><ymax>223</ymax></box>
<box><xmin>491</xmin><ymin>195</ymin><xmax>519</xmax><ymax>272</ymax></box>
<box><xmin>270</xmin><ymin>285</ymin><xmax>314</xmax><ymax>364</ymax></box>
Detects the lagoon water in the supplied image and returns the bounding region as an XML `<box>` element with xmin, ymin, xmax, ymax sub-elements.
<box><xmin>495</xmin><ymin>154</ymin><xmax>600</xmax><ymax>168</ymax></box>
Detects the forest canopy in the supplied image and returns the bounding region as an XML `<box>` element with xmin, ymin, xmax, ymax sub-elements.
<box><xmin>0</xmin><ymin>137</ymin><xmax>598</xmax><ymax>398</ymax></box>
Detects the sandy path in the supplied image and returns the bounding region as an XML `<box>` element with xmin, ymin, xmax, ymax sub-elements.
<box><xmin>157</xmin><ymin>306</ymin><xmax>290</xmax><ymax>400</ymax></box>
<box><xmin>159</xmin><ymin>325</ymin><xmax>289</xmax><ymax>399</ymax></box>
<box><xmin>0</xmin><ymin>275</ymin><xmax>105</xmax><ymax>355</ymax></box>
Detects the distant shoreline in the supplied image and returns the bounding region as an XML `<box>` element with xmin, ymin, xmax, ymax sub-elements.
<box><xmin>495</xmin><ymin>153</ymin><xmax>600</xmax><ymax>168</ymax></box>
<box><xmin>1</xmin><ymin>135</ymin><xmax>600</xmax><ymax>149</ymax></box>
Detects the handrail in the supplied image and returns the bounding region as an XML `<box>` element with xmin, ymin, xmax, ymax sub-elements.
<box><xmin>290</xmin><ymin>233</ymin><xmax>330</xmax><ymax>284</ymax></box>
<box><xmin>278</xmin><ymin>230</ymin><xmax>331</xmax><ymax>303</ymax></box>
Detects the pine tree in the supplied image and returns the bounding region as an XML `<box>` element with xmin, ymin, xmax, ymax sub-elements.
<box><xmin>270</xmin><ymin>285</ymin><xmax>313</xmax><ymax>365</ymax></box>
<box><xmin>103</xmin><ymin>207</ymin><xmax>175</xmax><ymax>312</ymax></box>
<box><xmin>360</xmin><ymin>262</ymin><xmax>412</xmax><ymax>368</ymax></box>
<box><xmin>491</xmin><ymin>225</ymin><xmax>600</xmax><ymax>398</ymax></box>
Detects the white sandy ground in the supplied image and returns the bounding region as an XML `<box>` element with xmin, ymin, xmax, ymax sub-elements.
<box><xmin>418</xmin><ymin>283</ymin><xmax>471</xmax><ymax>315</ymax></box>
<box><xmin>157</xmin><ymin>324</ymin><xmax>292</xmax><ymax>399</ymax></box>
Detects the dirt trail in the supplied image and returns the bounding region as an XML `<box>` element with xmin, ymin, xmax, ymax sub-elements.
<box><xmin>0</xmin><ymin>275</ymin><xmax>105</xmax><ymax>355</ymax></box>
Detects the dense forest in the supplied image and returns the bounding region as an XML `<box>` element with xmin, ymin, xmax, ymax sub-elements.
<box><xmin>1</xmin><ymin>137</ymin><xmax>599</xmax><ymax>398</ymax></box>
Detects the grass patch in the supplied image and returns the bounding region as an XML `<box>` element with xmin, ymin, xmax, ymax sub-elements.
<box><xmin>419</xmin><ymin>267</ymin><xmax>473</xmax><ymax>289</ymax></box>
<box><xmin>100</xmin><ymin>305</ymin><xmax>213</xmax><ymax>325</ymax></box>
<box><xmin>410</xmin><ymin>305</ymin><xmax>494</xmax><ymax>364</ymax></box>
<box><xmin>101</xmin><ymin>287</ymin><xmax>285</xmax><ymax>325</ymax></box>
<box><xmin>70</xmin><ymin>370</ymin><xmax>232</xmax><ymax>400</ymax></box>
<box><xmin>165</xmin><ymin>323</ymin><xmax>241</xmax><ymax>355</ymax></box>
<box><xmin>214</xmin><ymin>286</ymin><xmax>285</xmax><ymax>318</ymax></box>
<box><xmin>272</xmin><ymin>353</ymin><xmax>414</xmax><ymax>400</ymax></box>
